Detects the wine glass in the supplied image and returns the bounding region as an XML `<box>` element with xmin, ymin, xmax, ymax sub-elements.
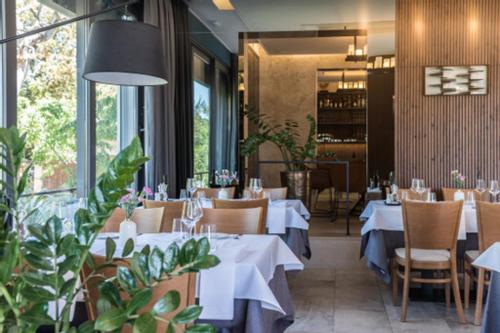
<box><xmin>489</xmin><ymin>180</ymin><xmax>500</xmax><ymax>203</ymax></box>
<box><xmin>250</xmin><ymin>178</ymin><xmax>263</xmax><ymax>198</ymax></box>
<box><xmin>475</xmin><ymin>179</ymin><xmax>486</xmax><ymax>201</ymax></box>
<box><xmin>172</xmin><ymin>218</ymin><xmax>186</xmax><ymax>243</ymax></box>
<box><xmin>415</xmin><ymin>179</ymin><xmax>426</xmax><ymax>200</ymax></box>
<box><xmin>179</xmin><ymin>189</ymin><xmax>188</xmax><ymax>201</ymax></box>
<box><xmin>410</xmin><ymin>178</ymin><xmax>419</xmax><ymax>192</ymax></box>
<box><xmin>183</xmin><ymin>199</ymin><xmax>203</xmax><ymax>238</ymax></box>
<box><xmin>200</xmin><ymin>224</ymin><xmax>217</xmax><ymax>252</ymax></box>
<box><xmin>186</xmin><ymin>178</ymin><xmax>196</xmax><ymax>198</ymax></box>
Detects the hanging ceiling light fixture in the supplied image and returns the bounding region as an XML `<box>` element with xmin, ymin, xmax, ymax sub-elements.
<box><xmin>83</xmin><ymin>20</ymin><xmax>168</xmax><ymax>86</ymax></box>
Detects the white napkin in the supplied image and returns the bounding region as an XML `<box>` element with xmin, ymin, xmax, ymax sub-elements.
<box><xmin>198</xmin><ymin>242</ymin><xmax>247</xmax><ymax>320</ymax></box>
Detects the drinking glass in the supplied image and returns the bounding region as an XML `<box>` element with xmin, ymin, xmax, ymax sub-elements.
<box><xmin>179</xmin><ymin>189</ymin><xmax>188</xmax><ymax>201</ymax></box>
<box><xmin>250</xmin><ymin>178</ymin><xmax>263</xmax><ymax>198</ymax></box>
<box><xmin>428</xmin><ymin>192</ymin><xmax>437</xmax><ymax>202</ymax></box>
<box><xmin>186</xmin><ymin>178</ymin><xmax>196</xmax><ymax>198</ymax></box>
<box><xmin>489</xmin><ymin>180</ymin><xmax>500</xmax><ymax>202</ymax></box>
<box><xmin>200</xmin><ymin>224</ymin><xmax>217</xmax><ymax>252</ymax></box>
<box><xmin>466</xmin><ymin>191</ymin><xmax>475</xmax><ymax>206</ymax></box>
<box><xmin>172</xmin><ymin>218</ymin><xmax>186</xmax><ymax>242</ymax></box>
<box><xmin>263</xmin><ymin>191</ymin><xmax>272</xmax><ymax>203</ymax></box>
<box><xmin>183</xmin><ymin>199</ymin><xmax>204</xmax><ymax>238</ymax></box>
<box><xmin>410</xmin><ymin>178</ymin><xmax>419</xmax><ymax>192</ymax></box>
<box><xmin>197</xmin><ymin>191</ymin><xmax>206</xmax><ymax>200</ymax></box>
<box><xmin>401</xmin><ymin>191</ymin><xmax>409</xmax><ymax>201</ymax></box>
<box><xmin>242</xmin><ymin>189</ymin><xmax>251</xmax><ymax>200</ymax></box>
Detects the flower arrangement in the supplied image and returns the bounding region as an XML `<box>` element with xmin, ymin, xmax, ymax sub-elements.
<box><xmin>215</xmin><ymin>170</ymin><xmax>238</xmax><ymax>188</ymax></box>
<box><xmin>451</xmin><ymin>170</ymin><xmax>466</xmax><ymax>189</ymax></box>
<box><xmin>120</xmin><ymin>186</ymin><xmax>153</xmax><ymax>219</ymax></box>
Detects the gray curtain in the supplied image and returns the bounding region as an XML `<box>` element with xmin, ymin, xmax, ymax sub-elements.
<box><xmin>143</xmin><ymin>0</ymin><xmax>177</xmax><ymax>197</ymax></box>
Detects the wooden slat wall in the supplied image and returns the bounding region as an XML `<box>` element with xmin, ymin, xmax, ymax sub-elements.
<box><xmin>395</xmin><ymin>0</ymin><xmax>500</xmax><ymax>190</ymax></box>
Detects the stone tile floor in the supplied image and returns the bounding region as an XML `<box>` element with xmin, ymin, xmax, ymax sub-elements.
<box><xmin>286</xmin><ymin>236</ymin><xmax>482</xmax><ymax>333</ymax></box>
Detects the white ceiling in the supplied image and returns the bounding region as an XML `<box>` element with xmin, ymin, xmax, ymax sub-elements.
<box><xmin>187</xmin><ymin>0</ymin><xmax>395</xmax><ymax>53</ymax></box>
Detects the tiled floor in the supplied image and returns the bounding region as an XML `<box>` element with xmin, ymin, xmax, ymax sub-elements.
<box><xmin>286</xmin><ymin>236</ymin><xmax>482</xmax><ymax>333</ymax></box>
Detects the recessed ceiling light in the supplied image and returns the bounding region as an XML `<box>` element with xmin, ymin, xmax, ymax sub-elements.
<box><xmin>212</xmin><ymin>0</ymin><xmax>235</xmax><ymax>11</ymax></box>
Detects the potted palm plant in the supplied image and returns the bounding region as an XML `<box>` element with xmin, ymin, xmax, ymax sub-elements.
<box><xmin>241</xmin><ymin>110</ymin><xmax>317</xmax><ymax>203</ymax></box>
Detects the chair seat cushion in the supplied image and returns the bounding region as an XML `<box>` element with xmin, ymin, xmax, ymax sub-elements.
<box><xmin>395</xmin><ymin>248</ymin><xmax>451</xmax><ymax>262</ymax></box>
<box><xmin>465</xmin><ymin>250</ymin><xmax>479</xmax><ymax>261</ymax></box>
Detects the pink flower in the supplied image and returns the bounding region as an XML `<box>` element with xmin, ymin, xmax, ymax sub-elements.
<box><xmin>460</xmin><ymin>175</ymin><xmax>465</xmax><ymax>181</ymax></box>
<box><xmin>127</xmin><ymin>188</ymin><xmax>134</xmax><ymax>193</ymax></box>
<box><xmin>143</xmin><ymin>186</ymin><xmax>153</xmax><ymax>196</ymax></box>
<box><xmin>120</xmin><ymin>193</ymin><xmax>131</xmax><ymax>203</ymax></box>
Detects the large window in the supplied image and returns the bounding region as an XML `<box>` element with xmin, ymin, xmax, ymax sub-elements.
<box><xmin>96</xmin><ymin>84</ymin><xmax>120</xmax><ymax>178</ymax></box>
<box><xmin>11</xmin><ymin>0</ymin><xmax>138</xmax><ymax>199</ymax></box>
<box><xmin>193</xmin><ymin>51</ymin><xmax>211</xmax><ymax>179</ymax></box>
<box><xmin>192</xmin><ymin>47</ymin><xmax>234</xmax><ymax>178</ymax></box>
<box><xmin>16</xmin><ymin>0</ymin><xmax>78</xmax><ymax>194</ymax></box>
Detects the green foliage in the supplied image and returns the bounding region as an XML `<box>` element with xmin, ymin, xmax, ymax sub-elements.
<box><xmin>241</xmin><ymin>109</ymin><xmax>317</xmax><ymax>171</ymax></box>
<box><xmin>194</xmin><ymin>96</ymin><xmax>210</xmax><ymax>176</ymax></box>
<box><xmin>0</xmin><ymin>127</ymin><xmax>217</xmax><ymax>333</ymax></box>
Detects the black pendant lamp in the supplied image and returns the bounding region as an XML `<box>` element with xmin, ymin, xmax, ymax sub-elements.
<box><xmin>83</xmin><ymin>20</ymin><xmax>168</xmax><ymax>86</ymax></box>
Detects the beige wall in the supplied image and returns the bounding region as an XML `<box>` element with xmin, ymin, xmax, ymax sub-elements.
<box><xmin>257</xmin><ymin>52</ymin><xmax>364</xmax><ymax>186</ymax></box>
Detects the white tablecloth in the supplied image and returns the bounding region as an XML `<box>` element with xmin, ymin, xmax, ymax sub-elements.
<box><xmin>360</xmin><ymin>200</ymin><xmax>477</xmax><ymax>240</ymax></box>
<box><xmin>473</xmin><ymin>242</ymin><xmax>500</xmax><ymax>272</ymax></box>
<box><xmin>90</xmin><ymin>233</ymin><xmax>303</xmax><ymax>321</ymax></box>
<box><xmin>200</xmin><ymin>199</ymin><xmax>310</xmax><ymax>234</ymax></box>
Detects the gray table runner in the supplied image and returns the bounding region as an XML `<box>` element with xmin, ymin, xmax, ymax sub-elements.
<box><xmin>481</xmin><ymin>271</ymin><xmax>500</xmax><ymax>333</ymax></box>
<box><xmin>198</xmin><ymin>265</ymin><xmax>295</xmax><ymax>333</ymax></box>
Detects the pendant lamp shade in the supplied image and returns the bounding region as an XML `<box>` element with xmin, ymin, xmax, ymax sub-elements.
<box><xmin>83</xmin><ymin>20</ymin><xmax>168</xmax><ymax>86</ymax></box>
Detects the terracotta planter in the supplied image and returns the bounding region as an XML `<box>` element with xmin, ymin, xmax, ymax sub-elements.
<box><xmin>280</xmin><ymin>170</ymin><xmax>310</xmax><ymax>207</ymax></box>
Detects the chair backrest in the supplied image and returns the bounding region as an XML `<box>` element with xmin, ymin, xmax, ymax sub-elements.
<box><xmin>194</xmin><ymin>187</ymin><xmax>235</xmax><ymax>199</ymax></box>
<box><xmin>198</xmin><ymin>207</ymin><xmax>263</xmax><ymax>234</ymax></box>
<box><xmin>102</xmin><ymin>207</ymin><xmax>164</xmax><ymax>233</ymax></box>
<box><xmin>397</xmin><ymin>188</ymin><xmax>429</xmax><ymax>201</ymax></box>
<box><xmin>309</xmin><ymin>169</ymin><xmax>332</xmax><ymax>192</ymax></box>
<box><xmin>442</xmin><ymin>187</ymin><xmax>488</xmax><ymax>202</ymax></box>
<box><xmin>263</xmin><ymin>187</ymin><xmax>288</xmax><ymax>200</ymax></box>
<box><xmin>476</xmin><ymin>201</ymin><xmax>500</xmax><ymax>252</ymax></box>
<box><xmin>81</xmin><ymin>255</ymin><xmax>195</xmax><ymax>332</ymax></box>
<box><xmin>212</xmin><ymin>198</ymin><xmax>268</xmax><ymax>234</ymax></box>
<box><xmin>402</xmin><ymin>200</ymin><xmax>463</xmax><ymax>251</ymax></box>
<box><xmin>248</xmin><ymin>187</ymin><xmax>288</xmax><ymax>200</ymax></box>
<box><xmin>144</xmin><ymin>200</ymin><xmax>185</xmax><ymax>232</ymax></box>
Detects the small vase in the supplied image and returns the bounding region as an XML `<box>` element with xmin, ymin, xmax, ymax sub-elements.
<box><xmin>454</xmin><ymin>189</ymin><xmax>465</xmax><ymax>201</ymax></box>
<box><xmin>218</xmin><ymin>187</ymin><xmax>229</xmax><ymax>199</ymax></box>
<box><xmin>119</xmin><ymin>219</ymin><xmax>137</xmax><ymax>247</ymax></box>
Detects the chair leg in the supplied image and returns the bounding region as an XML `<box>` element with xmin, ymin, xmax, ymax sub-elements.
<box><xmin>445</xmin><ymin>281</ymin><xmax>451</xmax><ymax>308</ymax></box>
<box><xmin>464</xmin><ymin>260</ymin><xmax>471</xmax><ymax>309</ymax></box>
<box><xmin>400</xmin><ymin>265</ymin><xmax>411</xmax><ymax>322</ymax></box>
<box><xmin>474</xmin><ymin>268</ymin><xmax>486</xmax><ymax>326</ymax></box>
<box><xmin>451</xmin><ymin>262</ymin><xmax>466</xmax><ymax>324</ymax></box>
<box><xmin>391</xmin><ymin>259</ymin><xmax>399</xmax><ymax>305</ymax></box>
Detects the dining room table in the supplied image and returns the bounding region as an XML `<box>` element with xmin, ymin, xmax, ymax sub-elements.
<box><xmin>90</xmin><ymin>232</ymin><xmax>304</xmax><ymax>333</ymax></box>
<box><xmin>199</xmin><ymin>198</ymin><xmax>312</xmax><ymax>260</ymax></box>
<box><xmin>473</xmin><ymin>242</ymin><xmax>500</xmax><ymax>333</ymax></box>
<box><xmin>359</xmin><ymin>200</ymin><xmax>479</xmax><ymax>283</ymax></box>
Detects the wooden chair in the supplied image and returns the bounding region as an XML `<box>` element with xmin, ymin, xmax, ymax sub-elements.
<box><xmin>391</xmin><ymin>200</ymin><xmax>465</xmax><ymax>323</ymax></box>
<box><xmin>102</xmin><ymin>207</ymin><xmax>164</xmax><ymax>233</ymax></box>
<box><xmin>442</xmin><ymin>187</ymin><xmax>489</xmax><ymax>202</ymax></box>
<box><xmin>193</xmin><ymin>187</ymin><xmax>235</xmax><ymax>199</ymax></box>
<box><xmin>464</xmin><ymin>201</ymin><xmax>500</xmax><ymax>325</ymax></box>
<box><xmin>198</xmin><ymin>207</ymin><xmax>263</xmax><ymax>234</ymax></box>
<box><xmin>81</xmin><ymin>255</ymin><xmax>195</xmax><ymax>332</ymax></box>
<box><xmin>262</xmin><ymin>187</ymin><xmax>288</xmax><ymax>200</ymax></box>
<box><xmin>212</xmin><ymin>198</ymin><xmax>268</xmax><ymax>234</ymax></box>
<box><xmin>144</xmin><ymin>200</ymin><xmax>185</xmax><ymax>232</ymax></box>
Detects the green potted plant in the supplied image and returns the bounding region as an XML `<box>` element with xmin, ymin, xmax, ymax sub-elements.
<box><xmin>241</xmin><ymin>109</ymin><xmax>317</xmax><ymax>203</ymax></box>
<box><xmin>0</xmin><ymin>127</ymin><xmax>218</xmax><ymax>332</ymax></box>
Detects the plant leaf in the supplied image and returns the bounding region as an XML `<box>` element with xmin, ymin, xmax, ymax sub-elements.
<box><xmin>94</xmin><ymin>307</ymin><xmax>128</xmax><ymax>331</ymax></box>
<box><xmin>148</xmin><ymin>247</ymin><xmax>163</xmax><ymax>280</ymax></box>
<box><xmin>152</xmin><ymin>290</ymin><xmax>180</xmax><ymax>315</ymax></box>
<box><xmin>122</xmin><ymin>238</ymin><xmax>134</xmax><ymax>257</ymax></box>
<box><xmin>133</xmin><ymin>312</ymin><xmax>157</xmax><ymax>333</ymax></box>
<box><xmin>105</xmin><ymin>237</ymin><xmax>116</xmax><ymax>261</ymax></box>
<box><xmin>185</xmin><ymin>324</ymin><xmax>217</xmax><ymax>333</ymax></box>
<box><xmin>172</xmin><ymin>305</ymin><xmax>203</xmax><ymax>324</ymax></box>
<box><xmin>127</xmin><ymin>288</ymin><xmax>152</xmax><ymax>315</ymax></box>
